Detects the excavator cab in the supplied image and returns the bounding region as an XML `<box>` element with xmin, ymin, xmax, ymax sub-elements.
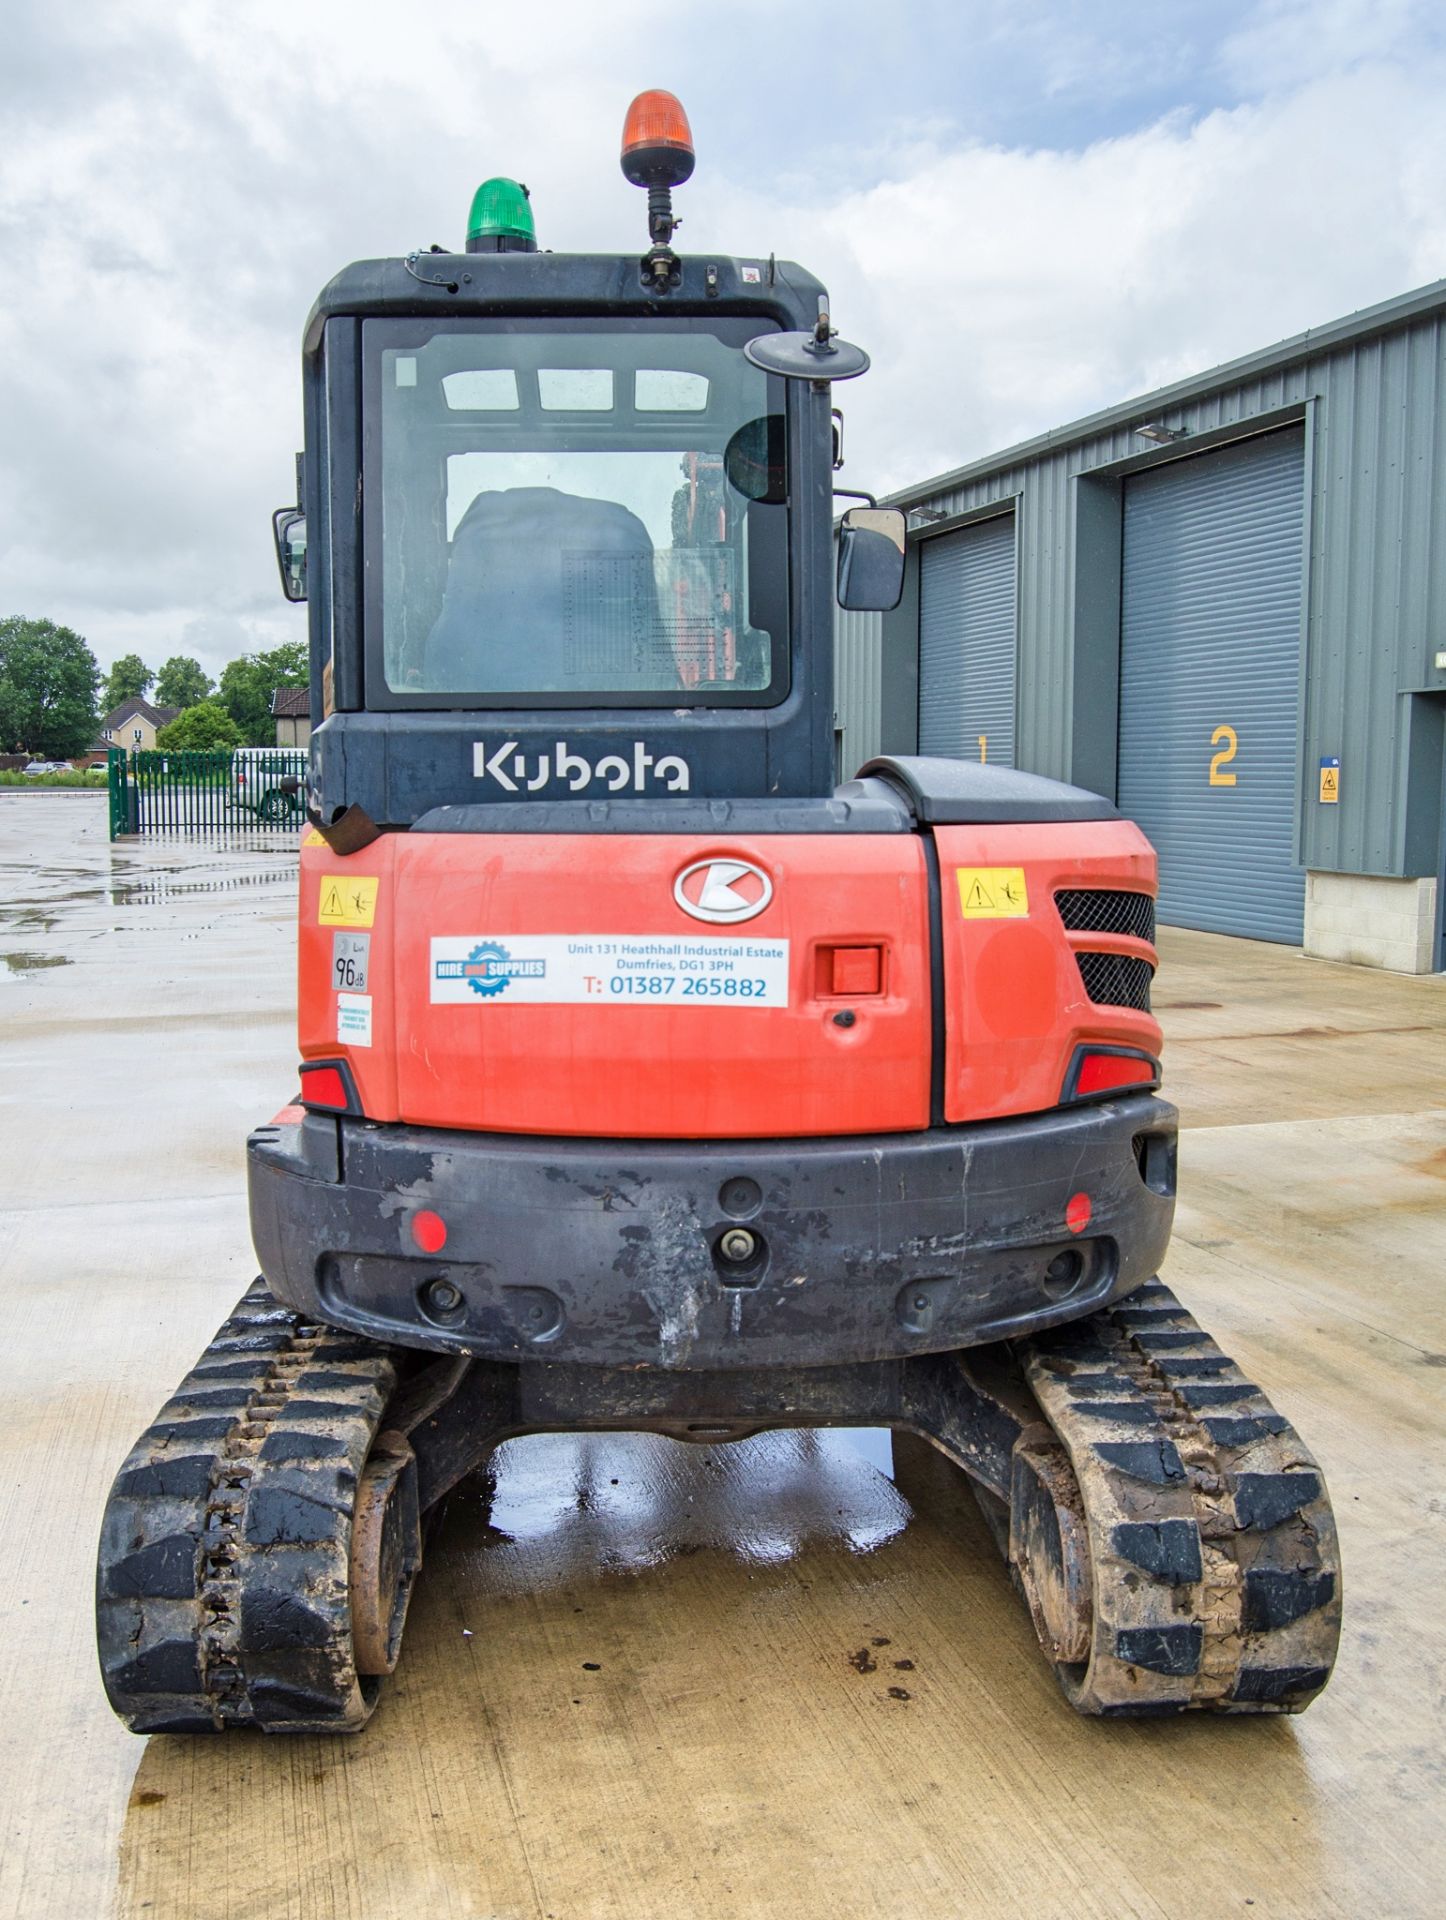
<box><xmin>98</xmin><ymin>92</ymin><xmax>1341</xmax><ymax>1738</ymax></box>
<box><xmin>286</xmin><ymin>271</ymin><xmax>862</xmax><ymax>821</ymax></box>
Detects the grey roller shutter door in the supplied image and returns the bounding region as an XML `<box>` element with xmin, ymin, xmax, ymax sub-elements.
<box><xmin>918</xmin><ymin>514</ymin><xmax>1016</xmax><ymax>766</ymax></box>
<box><xmin>1118</xmin><ymin>430</ymin><xmax>1306</xmax><ymax>943</ymax></box>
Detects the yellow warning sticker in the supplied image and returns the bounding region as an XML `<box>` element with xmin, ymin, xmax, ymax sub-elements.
<box><xmin>1318</xmin><ymin>759</ymin><xmax>1340</xmax><ymax>804</ymax></box>
<box><xmin>956</xmin><ymin>867</ymin><xmax>1030</xmax><ymax>919</ymax></box>
<box><xmin>302</xmin><ymin>828</ymin><xmax>326</xmax><ymax>847</ymax></box>
<box><xmin>318</xmin><ymin>876</ymin><xmax>379</xmax><ymax>928</ymax></box>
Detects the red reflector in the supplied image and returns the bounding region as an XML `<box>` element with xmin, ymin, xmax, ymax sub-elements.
<box><xmin>1076</xmin><ymin>1052</ymin><xmax>1157</xmax><ymax>1096</ymax></box>
<box><xmin>299</xmin><ymin>1065</ymin><xmax>348</xmax><ymax>1111</ymax></box>
<box><xmin>1066</xmin><ymin>1192</ymin><xmax>1092</xmax><ymax>1235</ymax></box>
<box><xmin>412</xmin><ymin>1210</ymin><xmax>447</xmax><ymax>1254</ymax></box>
<box><xmin>269</xmin><ymin>1103</ymin><xmax>306</xmax><ymax>1126</ymax></box>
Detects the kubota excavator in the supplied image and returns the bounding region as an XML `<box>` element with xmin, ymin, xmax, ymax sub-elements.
<box><xmin>97</xmin><ymin>92</ymin><xmax>1341</xmax><ymax>1733</ymax></box>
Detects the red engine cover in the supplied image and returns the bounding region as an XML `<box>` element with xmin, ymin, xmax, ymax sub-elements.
<box><xmin>299</xmin><ymin>831</ymin><xmax>932</xmax><ymax>1138</ymax></box>
<box><xmin>932</xmin><ymin>820</ymin><xmax>1160</xmax><ymax>1123</ymax></box>
<box><xmin>296</xmin><ymin>817</ymin><xmax>1161</xmax><ymax>1139</ymax></box>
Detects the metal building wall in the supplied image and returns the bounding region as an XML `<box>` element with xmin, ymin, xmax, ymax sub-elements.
<box><xmin>887</xmin><ymin>374</ymin><xmax>1312</xmax><ymax>789</ymax></box>
<box><xmin>865</xmin><ymin>283</ymin><xmax>1446</xmax><ymax>882</ymax></box>
<box><xmin>833</xmin><ymin>601</ymin><xmax>883</xmax><ymax>778</ymax></box>
<box><xmin>1301</xmin><ymin>320</ymin><xmax>1446</xmax><ymax>876</ymax></box>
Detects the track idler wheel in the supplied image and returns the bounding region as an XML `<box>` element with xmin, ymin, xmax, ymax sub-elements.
<box><xmin>349</xmin><ymin>1431</ymin><xmax>424</xmax><ymax>1676</ymax></box>
<box><xmin>1008</xmin><ymin>1432</ymin><xmax>1092</xmax><ymax>1668</ymax></box>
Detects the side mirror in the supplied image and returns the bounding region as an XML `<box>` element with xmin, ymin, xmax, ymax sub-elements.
<box><xmin>272</xmin><ymin>507</ymin><xmax>308</xmax><ymax>603</ymax></box>
<box><xmin>836</xmin><ymin>506</ymin><xmax>906</xmax><ymax>612</ymax></box>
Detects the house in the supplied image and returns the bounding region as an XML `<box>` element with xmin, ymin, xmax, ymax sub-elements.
<box><xmin>98</xmin><ymin>697</ymin><xmax>181</xmax><ymax>756</ymax></box>
<box><xmin>271</xmin><ymin>686</ymin><xmax>311</xmax><ymax>747</ymax></box>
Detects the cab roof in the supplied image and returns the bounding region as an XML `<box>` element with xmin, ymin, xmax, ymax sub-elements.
<box><xmin>304</xmin><ymin>253</ymin><xmax>826</xmax><ymax>356</ymax></box>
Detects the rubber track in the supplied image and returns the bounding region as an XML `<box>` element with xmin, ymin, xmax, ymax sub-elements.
<box><xmin>1022</xmin><ymin>1278</ymin><xmax>1342</xmax><ymax>1714</ymax></box>
<box><xmin>97</xmin><ymin>1279</ymin><xmax>404</xmax><ymax>1734</ymax></box>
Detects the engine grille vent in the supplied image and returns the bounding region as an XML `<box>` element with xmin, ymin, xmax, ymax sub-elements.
<box><xmin>1055</xmin><ymin>889</ymin><xmax>1156</xmax><ymax>943</ymax></box>
<box><xmin>1075</xmin><ymin>951</ymin><xmax>1155</xmax><ymax>1012</ymax></box>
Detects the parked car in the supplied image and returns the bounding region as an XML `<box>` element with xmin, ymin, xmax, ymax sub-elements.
<box><xmin>22</xmin><ymin>761</ymin><xmax>69</xmax><ymax>776</ymax></box>
<box><xmin>230</xmin><ymin>748</ymin><xmax>307</xmax><ymax>822</ymax></box>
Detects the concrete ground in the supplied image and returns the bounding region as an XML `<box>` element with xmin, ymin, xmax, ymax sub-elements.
<box><xmin>1</xmin><ymin>792</ymin><xmax>1443</xmax><ymax>1920</ymax></box>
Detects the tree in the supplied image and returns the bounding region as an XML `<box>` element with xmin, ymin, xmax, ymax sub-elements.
<box><xmin>218</xmin><ymin>640</ymin><xmax>308</xmax><ymax>746</ymax></box>
<box><xmin>0</xmin><ymin>616</ymin><xmax>101</xmax><ymax>758</ymax></box>
<box><xmin>156</xmin><ymin>700</ymin><xmax>242</xmax><ymax>751</ymax></box>
<box><xmin>102</xmin><ymin>652</ymin><xmax>153</xmax><ymax>712</ymax></box>
<box><xmin>154</xmin><ymin>654</ymin><xmax>214</xmax><ymax>710</ymax></box>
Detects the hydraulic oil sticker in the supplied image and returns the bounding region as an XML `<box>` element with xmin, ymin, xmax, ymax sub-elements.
<box><xmin>429</xmin><ymin>935</ymin><xmax>790</xmax><ymax>1008</ymax></box>
<box><xmin>332</xmin><ymin>933</ymin><xmax>370</xmax><ymax>992</ymax></box>
<box><xmin>318</xmin><ymin>875</ymin><xmax>379</xmax><ymax>928</ymax></box>
<box><xmin>337</xmin><ymin>992</ymin><xmax>373</xmax><ymax>1046</ymax></box>
<box><xmin>955</xmin><ymin>867</ymin><xmax>1029</xmax><ymax>919</ymax></box>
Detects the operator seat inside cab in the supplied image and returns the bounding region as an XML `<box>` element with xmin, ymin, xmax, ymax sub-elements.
<box><xmin>423</xmin><ymin>485</ymin><xmax>669</xmax><ymax>692</ymax></box>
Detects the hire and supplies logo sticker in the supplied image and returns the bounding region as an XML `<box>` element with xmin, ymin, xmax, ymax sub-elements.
<box><xmin>433</xmin><ymin>941</ymin><xmax>547</xmax><ymax>999</ymax></box>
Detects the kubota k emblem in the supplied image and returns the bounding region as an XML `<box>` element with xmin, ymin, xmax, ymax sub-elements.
<box><xmin>673</xmin><ymin>858</ymin><xmax>773</xmax><ymax>924</ymax></box>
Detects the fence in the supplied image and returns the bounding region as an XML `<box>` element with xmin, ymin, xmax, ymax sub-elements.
<box><xmin>108</xmin><ymin>747</ymin><xmax>310</xmax><ymax>840</ymax></box>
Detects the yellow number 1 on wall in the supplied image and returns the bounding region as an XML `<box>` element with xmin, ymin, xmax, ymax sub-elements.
<box><xmin>1209</xmin><ymin>724</ymin><xmax>1238</xmax><ymax>786</ymax></box>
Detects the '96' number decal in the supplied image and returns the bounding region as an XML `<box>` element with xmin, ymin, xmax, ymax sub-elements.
<box><xmin>332</xmin><ymin>933</ymin><xmax>370</xmax><ymax>992</ymax></box>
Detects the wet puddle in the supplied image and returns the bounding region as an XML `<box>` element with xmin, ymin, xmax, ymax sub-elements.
<box><xmin>107</xmin><ymin>865</ymin><xmax>294</xmax><ymax>907</ymax></box>
<box><xmin>477</xmin><ymin>1427</ymin><xmax>910</xmax><ymax>1575</ymax></box>
<box><xmin>3</xmin><ymin>950</ymin><xmax>71</xmax><ymax>972</ymax></box>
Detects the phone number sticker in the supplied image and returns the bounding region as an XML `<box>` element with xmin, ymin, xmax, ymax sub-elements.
<box><xmin>430</xmin><ymin>935</ymin><xmax>790</xmax><ymax>1008</ymax></box>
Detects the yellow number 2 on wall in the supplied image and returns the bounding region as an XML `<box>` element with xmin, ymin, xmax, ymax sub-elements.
<box><xmin>1208</xmin><ymin>724</ymin><xmax>1238</xmax><ymax>786</ymax></box>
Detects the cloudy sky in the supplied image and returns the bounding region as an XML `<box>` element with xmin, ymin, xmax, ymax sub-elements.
<box><xmin>2</xmin><ymin>0</ymin><xmax>1444</xmax><ymax>679</ymax></box>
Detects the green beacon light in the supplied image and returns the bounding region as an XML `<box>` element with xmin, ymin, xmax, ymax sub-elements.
<box><xmin>465</xmin><ymin>177</ymin><xmax>537</xmax><ymax>254</ymax></box>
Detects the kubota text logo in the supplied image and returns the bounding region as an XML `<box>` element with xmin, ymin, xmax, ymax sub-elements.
<box><xmin>673</xmin><ymin>858</ymin><xmax>773</xmax><ymax>925</ymax></box>
<box><xmin>472</xmin><ymin>740</ymin><xmax>691</xmax><ymax>794</ymax></box>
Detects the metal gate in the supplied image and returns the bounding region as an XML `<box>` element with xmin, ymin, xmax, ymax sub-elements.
<box><xmin>108</xmin><ymin>747</ymin><xmax>309</xmax><ymax>841</ymax></box>
<box><xmin>1118</xmin><ymin>429</ymin><xmax>1306</xmax><ymax>943</ymax></box>
<box><xmin>918</xmin><ymin>513</ymin><xmax>1017</xmax><ymax>765</ymax></box>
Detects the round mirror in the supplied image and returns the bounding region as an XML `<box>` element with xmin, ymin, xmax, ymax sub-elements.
<box><xmin>744</xmin><ymin>332</ymin><xmax>870</xmax><ymax>381</ymax></box>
